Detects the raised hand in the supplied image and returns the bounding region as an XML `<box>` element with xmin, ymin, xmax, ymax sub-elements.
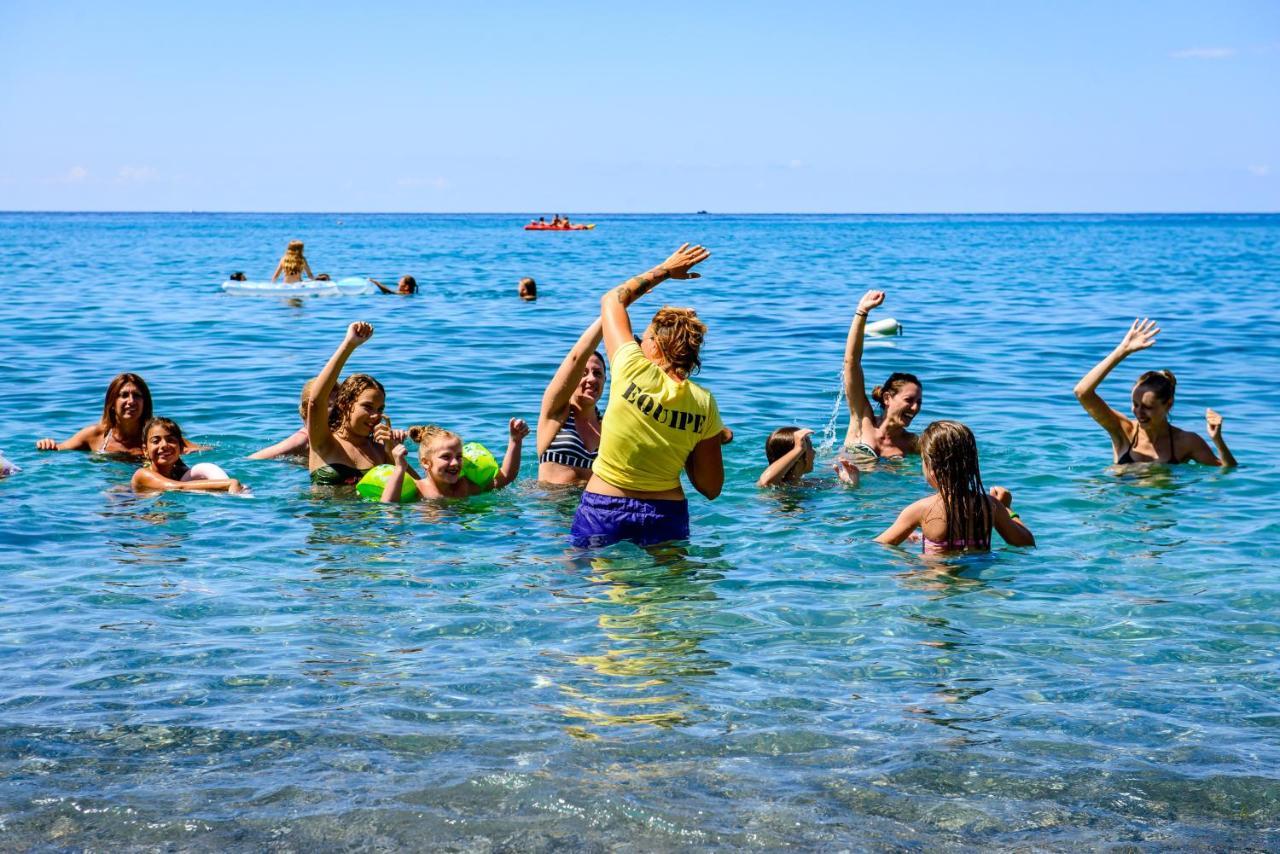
<box><xmin>835</xmin><ymin>458</ymin><xmax>860</xmax><ymax>486</ymax></box>
<box><xmin>793</xmin><ymin>427</ymin><xmax>815</xmax><ymax>450</ymax></box>
<box><xmin>346</xmin><ymin>321</ymin><xmax>374</xmax><ymax>347</ymax></box>
<box><xmin>659</xmin><ymin>243</ymin><xmax>711</xmax><ymax>280</ymax></box>
<box><xmin>391</xmin><ymin>443</ymin><xmax>409</xmax><ymax>466</ymax></box>
<box><xmin>1205</xmin><ymin>408</ymin><xmax>1224</xmax><ymax>440</ymax></box>
<box><xmin>509</xmin><ymin>418</ymin><xmax>530</xmax><ymax>440</ymax></box>
<box><xmin>988</xmin><ymin>486</ymin><xmax>1013</xmax><ymax>508</ymax></box>
<box><xmin>1118</xmin><ymin>318</ymin><xmax>1159</xmax><ymax>355</ymax></box>
<box><xmin>857</xmin><ymin>290</ymin><xmax>886</xmax><ymax>315</ymax></box>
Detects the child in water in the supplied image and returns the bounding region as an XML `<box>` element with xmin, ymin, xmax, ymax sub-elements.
<box><xmin>270</xmin><ymin>240</ymin><xmax>314</xmax><ymax>284</ymax></box>
<box><xmin>381</xmin><ymin>419</ymin><xmax>529</xmax><ymax>501</ymax></box>
<box><xmin>370</xmin><ymin>275</ymin><xmax>417</xmax><ymax>295</ymax></box>
<box><xmin>758</xmin><ymin>427</ymin><xmax>859</xmax><ymax>487</ymax></box>
<box><xmin>132</xmin><ymin>418</ymin><xmax>246</xmax><ymax>494</ymax></box>
<box><xmin>875</xmin><ymin>420</ymin><xmax>1033</xmax><ymax>554</ymax></box>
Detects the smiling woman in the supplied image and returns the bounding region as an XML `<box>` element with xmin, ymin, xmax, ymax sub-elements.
<box><xmin>306</xmin><ymin>322</ymin><xmax>394</xmax><ymax>485</ymax></box>
<box><xmin>842</xmin><ymin>290</ymin><xmax>923</xmax><ymax>462</ymax></box>
<box><xmin>35</xmin><ymin>372</ymin><xmax>154</xmax><ymax>456</ymax></box>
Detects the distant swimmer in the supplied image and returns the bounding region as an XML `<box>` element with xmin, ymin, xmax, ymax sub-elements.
<box><xmin>36</xmin><ymin>373</ymin><xmax>199</xmax><ymax>457</ymax></box>
<box><xmin>270</xmin><ymin>240</ymin><xmax>314</xmax><ymax>284</ymax></box>
<box><xmin>875</xmin><ymin>421</ymin><xmax>1034</xmax><ymax>554</ymax></box>
<box><xmin>519</xmin><ymin>277</ymin><xmax>537</xmax><ymax>301</ymax></box>
<box><xmin>369</xmin><ymin>275</ymin><xmax>418</xmax><ymax>295</ymax></box>
<box><xmin>1074</xmin><ymin>319</ymin><xmax>1237</xmax><ymax>466</ymax></box>
<box><xmin>307</xmin><ymin>322</ymin><xmax>395</xmax><ymax>485</ymax></box>
<box><xmin>131</xmin><ymin>417</ymin><xmax>247</xmax><ymax>494</ymax></box>
<box><xmin>380</xmin><ymin>420</ymin><xmax>529</xmax><ymax>501</ymax></box>
<box><xmin>538</xmin><ymin>318</ymin><xmax>605</xmax><ymax>485</ymax></box>
<box><xmin>841</xmin><ymin>290</ymin><xmax>922</xmax><ymax>463</ymax></box>
<box><xmin>228</xmin><ymin>272</ymin><xmax>247</xmax><ymax>282</ymax></box>
<box><xmin>571</xmin><ymin>244</ymin><xmax>724</xmax><ymax>548</ymax></box>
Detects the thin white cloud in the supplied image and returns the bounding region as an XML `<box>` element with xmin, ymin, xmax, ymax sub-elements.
<box><xmin>1170</xmin><ymin>47</ymin><xmax>1236</xmax><ymax>60</ymax></box>
<box><xmin>55</xmin><ymin>165</ymin><xmax>89</xmax><ymax>183</ymax></box>
<box><xmin>116</xmin><ymin>165</ymin><xmax>158</xmax><ymax>183</ymax></box>
<box><xmin>396</xmin><ymin>176</ymin><xmax>450</xmax><ymax>189</ymax></box>
<box><xmin>1248</xmin><ymin>164</ymin><xmax>1271</xmax><ymax>177</ymax></box>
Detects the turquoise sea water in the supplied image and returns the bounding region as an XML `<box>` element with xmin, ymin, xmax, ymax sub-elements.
<box><xmin>1</xmin><ymin>212</ymin><xmax>1278</xmax><ymax>850</ymax></box>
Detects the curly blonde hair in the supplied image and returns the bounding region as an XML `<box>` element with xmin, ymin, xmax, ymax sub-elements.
<box><xmin>280</xmin><ymin>240</ymin><xmax>306</xmax><ymax>276</ymax></box>
<box><xmin>648</xmin><ymin>306</ymin><xmax>706</xmax><ymax>380</ymax></box>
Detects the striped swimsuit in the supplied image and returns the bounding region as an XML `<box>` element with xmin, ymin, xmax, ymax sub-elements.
<box><xmin>540</xmin><ymin>409</ymin><xmax>599</xmax><ymax>471</ymax></box>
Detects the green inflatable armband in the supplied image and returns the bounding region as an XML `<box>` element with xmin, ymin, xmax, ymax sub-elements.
<box><xmin>356</xmin><ymin>464</ymin><xmax>419</xmax><ymax>502</ymax></box>
<box><xmin>462</xmin><ymin>442</ymin><xmax>498</xmax><ymax>487</ymax></box>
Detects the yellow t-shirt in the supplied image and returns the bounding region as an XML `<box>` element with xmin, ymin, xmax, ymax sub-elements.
<box><xmin>592</xmin><ymin>342</ymin><xmax>724</xmax><ymax>492</ymax></box>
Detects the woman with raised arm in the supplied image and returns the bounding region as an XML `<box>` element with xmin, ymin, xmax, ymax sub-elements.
<box><xmin>570</xmin><ymin>244</ymin><xmax>724</xmax><ymax>548</ymax></box>
<box><xmin>307</xmin><ymin>322</ymin><xmax>395</xmax><ymax>485</ymax></box>
<box><xmin>1074</xmin><ymin>318</ymin><xmax>1236</xmax><ymax>467</ymax></box>
<box><xmin>842</xmin><ymin>290</ymin><xmax>923</xmax><ymax>461</ymax></box>
<box><xmin>538</xmin><ymin>318</ymin><xmax>606</xmax><ymax>485</ymax></box>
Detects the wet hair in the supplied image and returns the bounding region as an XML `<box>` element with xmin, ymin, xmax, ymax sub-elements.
<box><xmin>101</xmin><ymin>373</ymin><xmax>153</xmax><ymax>429</ymax></box>
<box><xmin>519</xmin><ymin>277</ymin><xmax>537</xmax><ymax>300</ymax></box>
<box><xmin>330</xmin><ymin>373</ymin><xmax>385</xmax><ymax>430</ymax></box>
<box><xmin>871</xmin><ymin>372</ymin><xmax>922</xmax><ymax>413</ymax></box>
<box><xmin>143</xmin><ymin>416</ymin><xmax>184</xmax><ymax>448</ymax></box>
<box><xmin>281</xmin><ymin>240</ymin><xmax>306</xmax><ymax>276</ymax></box>
<box><xmin>648</xmin><ymin>306</ymin><xmax>706</xmax><ymax>380</ymax></box>
<box><xmin>587</xmin><ymin>350</ymin><xmax>607</xmax><ymax>376</ymax></box>
<box><xmin>229</xmin><ymin>272</ymin><xmax>247</xmax><ymax>281</ymax></box>
<box><xmin>315</xmin><ymin>273</ymin><xmax>332</xmax><ymax>281</ymax></box>
<box><xmin>919</xmin><ymin>421</ymin><xmax>991</xmax><ymax>550</ymax></box>
<box><xmin>398</xmin><ymin>275</ymin><xmax>418</xmax><ymax>294</ymax></box>
<box><xmin>1134</xmin><ymin>370</ymin><xmax>1176</xmax><ymax>404</ymax></box>
<box><xmin>407</xmin><ymin>424</ymin><xmax>462</xmax><ymax>463</ymax></box>
<box><xmin>764</xmin><ymin>426</ymin><xmax>804</xmax><ymax>464</ymax></box>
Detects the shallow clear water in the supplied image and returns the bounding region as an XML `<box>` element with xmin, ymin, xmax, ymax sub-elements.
<box><xmin>1</xmin><ymin>213</ymin><xmax>1278</xmax><ymax>850</ymax></box>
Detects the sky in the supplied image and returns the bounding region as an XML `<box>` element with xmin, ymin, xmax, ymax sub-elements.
<box><xmin>0</xmin><ymin>1</ymin><xmax>1276</xmax><ymax>212</ymax></box>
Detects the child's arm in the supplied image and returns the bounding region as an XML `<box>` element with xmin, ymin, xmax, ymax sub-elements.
<box><xmin>303</xmin><ymin>260</ymin><xmax>315</xmax><ymax>281</ymax></box>
<box><xmin>988</xmin><ymin>490</ymin><xmax>1035</xmax><ymax>546</ymax></box>
<box><xmin>874</xmin><ymin>498</ymin><xmax>928</xmax><ymax>545</ymax></box>
<box><xmin>270</xmin><ymin>259</ymin><xmax>284</xmax><ymax>284</ymax></box>
<box><xmin>758</xmin><ymin>428</ymin><xmax>813</xmax><ymax>487</ymax></box>
<box><xmin>248</xmin><ymin>429</ymin><xmax>309</xmax><ymax>460</ymax></box>
<box><xmin>381</xmin><ymin>444</ymin><xmax>420</xmax><ymax>502</ymax></box>
<box><xmin>133</xmin><ymin>467</ymin><xmax>245</xmax><ymax>494</ymax></box>
<box><xmin>488</xmin><ymin>419</ymin><xmax>529</xmax><ymax>491</ymax></box>
<box><xmin>369</xmin><ymin>278</ymin><xmax>396</xmax><ymax>295</ymax></box>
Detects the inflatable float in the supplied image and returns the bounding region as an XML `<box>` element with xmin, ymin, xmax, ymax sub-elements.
<box><xmin>357</xmin><ymin>465</ymin><xmax>419</xmax><ymax>502</ymax></box>
<box><xmin>221</xmin><ymin>277</ymin><xmax>373</xmax><ymax>297</ymax></box>
<box><xmin>524</xmin><ymin>223</ymin><xmax>595</xmax><ymax>231</ymax></box>
<box><xmin>866</xmin><ymin>317</ymin><xmax>903</xmax><ymax>337</ymax></box>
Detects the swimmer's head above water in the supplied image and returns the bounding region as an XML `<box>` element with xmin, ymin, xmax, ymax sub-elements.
<box><xmin>518</xmin><ymin>277</ymin><xmax>536</xmax><ymax>301</ymax></box>
<box><xmin>330</xmin><ymin>374</ymin><xmax>386</xmax><ymax>439</ymax></box>
<box><xmin>872</xmin><ymin>372</ymin><xmax>923</xmax><ymax>428</ymax></box>
<box><xmin>408</xmin><ymin>424</ymin><xmax>463</xmax><ymax>484</ymax></box>
<box><xmin>1131</xmin><ymin>369</ymin><xmax>1176</xmax><ymax>427</ymax></box>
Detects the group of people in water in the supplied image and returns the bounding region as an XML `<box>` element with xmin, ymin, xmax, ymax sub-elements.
<box><xmin>31</xmin><ymin>243</ymin><xmax>1238</xmax><ymax>555</ymax></box>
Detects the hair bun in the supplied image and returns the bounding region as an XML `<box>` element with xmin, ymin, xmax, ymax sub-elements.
<box><xmin>407</xmin><ymin>425</ymin><xmax>425</xmax><ymax>443</ymax></box>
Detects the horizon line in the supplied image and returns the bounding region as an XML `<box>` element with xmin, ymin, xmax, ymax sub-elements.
<box><xmin>1</xmin><ymin>210</ymin><xmax>1278</xmax><ymax>216</ymax></box>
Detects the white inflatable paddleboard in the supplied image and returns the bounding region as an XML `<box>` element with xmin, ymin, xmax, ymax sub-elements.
<box><xmin>221</xmin><ymin>277</ymin><xmax>373</xmax><ymax>297</ymax></box>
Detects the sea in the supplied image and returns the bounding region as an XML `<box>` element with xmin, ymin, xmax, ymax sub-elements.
<box><xmin>0</xmin><ymin>212</ymin><xmax>1277</xmax><ymax>850</ymax></box>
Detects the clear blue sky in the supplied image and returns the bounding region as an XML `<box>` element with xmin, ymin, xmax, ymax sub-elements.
<box><xmin>1</xmin><ymin>1</ymin><xmax>1276</xmax><ymax>212</ymax></box>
